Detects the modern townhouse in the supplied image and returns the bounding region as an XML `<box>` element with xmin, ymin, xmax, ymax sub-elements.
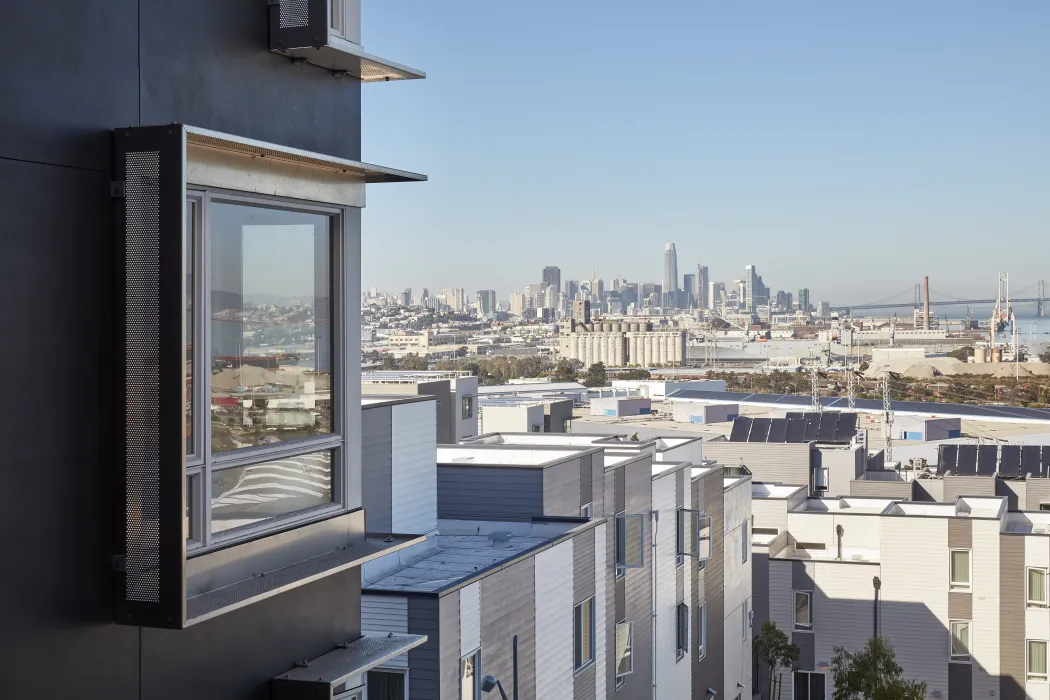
<box><xmin>362</xmin><ymin>371</ymin><xmax>480</xmax><ymax>443</ymax></box>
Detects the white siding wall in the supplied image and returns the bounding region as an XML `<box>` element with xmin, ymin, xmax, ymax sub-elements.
<box><xmin>391</xmin><ymin>400</ymin><xmax>438</xmax><ymax>534</ymax></box>
<box><xmin>653</xmin><ymin>474</ymin><xmax>689</xmax><ymax>700</ymax></box>
<box><xmin>973</xmin><ymin>519</ymin><xmax>1000</xmax><ymax>699</ymax></box>
<box><xmin>769</xmin><ymin>560</ymin><xmax>795</xmax><ymax>700</ymax></box>
<box><xmin>1027</xmin><ymin>534</ymin><xmax>1050</xmax><ymax>700</ymax></box>
<box><xmin>595</xmin><ymin>522</ymin><xmax>608</xmax><ymax>700</ymax></box>
<box><xmin>879</xmin><ymin>517</ymin><xmax>949</xmax><ymax>699</ymax></box>
<box><xmin>657</xmin><ymin>440</ymin><xmax>703</xmax><ymax>465</ymax></box>
<box><xmin>536</xmin><ymin>540</ymin><xmax>574</xmax><ymax>700</ymax></box>
<box><xmin>811</xmin><ymin>562</ymin><xmax>880</xmax><ymax>697</ymax></box>
<box><xmin>361</xmin><ymin>594</ymin><xmax>410</xmax><ymax>669</ymax></box>
<box><xmin>460</xmin><ymin>581</ymin><xmax>481</xmax><ymax>657</ymax></box>
<box><xmin>753</xmin><ymin>498</ymin><xmax>790</xmax><ymax>535</ymax></box>
<box><xmin>785</xmin><ymin>513</ymin><xmax>881</xmax><ymax>558</ymax></box>
<box><xmin>724</xmin><ymin>480</ymin><xmax>753</xmax><ymax>694</ymax></box>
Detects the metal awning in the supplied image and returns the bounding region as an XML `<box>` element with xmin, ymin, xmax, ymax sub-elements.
<box><xmin>186</xmin><ymin>126</ymin><xmax>426</xmax><ymax>183</ymax></box>
<box><xmin>185</xmin><ymin>534</ymin><xmax>425</xmax><ymax>626</ymax></box>
<box><xmin>275</xmin><ymin>36</ymin><xmax>425</xmax><ymax>82</ymax></box>
<box><xmin>272</xmin><ymin>633</ymin><xmax>428</xmax><ymax>700</ymax></box>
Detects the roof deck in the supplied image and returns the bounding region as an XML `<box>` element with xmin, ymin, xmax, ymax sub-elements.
<box><xmin>1004</xmin><ymin>511</ymin><xmax>1050</xmax><ymax>535</ymax></box>
<box><xmin>793</xmin><ymin>497</ymin><xmax>896</xmax><ymax>514</ymax></box>
<box><xmin>436</xmin><ymin>444</ymin><xmax>593</xmax><ymax>467</ymax></box>
<box><xmin>463</xmin><ymin>432</ymin><xmax>621</xmax><ymax>447</ymax></box>
<box><xmin>885</xmin><ymin>496</ymin><xmax>1006</xmax><ymax>519</ymax></box>
<box><xmin>752</xmin><ymin>483</ymin><xmax>809</xmax><ymax>500</ymax></box>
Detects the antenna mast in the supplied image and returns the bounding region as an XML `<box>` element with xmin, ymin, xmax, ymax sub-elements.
<box><xmin>882</xmin><ymin>373</ymin><xmax>893</xmax><ymax>463</ymax></box>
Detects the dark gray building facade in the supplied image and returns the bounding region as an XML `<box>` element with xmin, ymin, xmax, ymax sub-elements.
<box><xmin>3</xmin><ymin>2</ymin><xmax>424</xmax><ymax>698</ymax></box>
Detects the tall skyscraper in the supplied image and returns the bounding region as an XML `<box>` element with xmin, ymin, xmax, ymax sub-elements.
<box><xmin>476</xmin><ymin>289</ymin><xmax>496</xmax><ymax>316</ymax></box>
<box><xmin>697</xmin><ymin>265</ymin><xmax>710</xmax><ymax>309</ymax></box>
<box><xmin>663</xmin><ymin>242</ymin><xmax>679</xmax><ymax>307</ymax></box>
<box><xmin>708</xmin><ymin>281</ymin><xmax>725</xmax><ymax>311</ymax></box>
<box><xmin>798</xmin><ymin>288</ymin><xmax>811</xmax><ymax>313</ymax></box>
<box><xmin>542</xmin><ymin>266</ymin><xmax>561</xmax><ymax>294</ymax></box>
<box><xmin>543</xmin><ymin>284</ymin><xmax>558</xmax><ymax>310</ymax></box>
<box><xmin>744</xmin><ymin>264</ymin><xmax>758</xmax><ymax>312</ymax></box>
<box><xmin>682</xmin><ymin>273</ymin><xmax>696</xmax><ymax>308</ymax></box>
<box><xmin>564</xmin><ymin>279</ymin><xmax>579</xmax><ymax>300</ymax></box>
<box><xmin>572</xmin><ymin>299</ymin><xmax>591</xmax><ymax>325</ymax></box>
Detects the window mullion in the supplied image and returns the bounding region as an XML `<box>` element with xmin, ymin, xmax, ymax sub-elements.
<box><xmin>201</xmin><ymin>191</ymin><xmax>214</xmax><ymax>548</ymax></box>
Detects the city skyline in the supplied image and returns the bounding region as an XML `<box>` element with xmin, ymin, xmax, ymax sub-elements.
<box><xmin>361</xmin><ymin>1</ymin><xmax>1048</xmax><ymax>300</ymax></box>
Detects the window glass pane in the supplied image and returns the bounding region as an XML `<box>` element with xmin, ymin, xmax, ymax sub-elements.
<box><xmin>210</xmin><ymin>450</ymin><xmax>333</xmax><ymax>535</ymax></box>
<box><xmin>615</xmin><ymin>621</ymin><xmax>633</xmax><ymax>677</ymax></box>
<box><xmin>810</xmin><ymin>673</ymin><xmax>825</xmax><ymax>700</ymax></box>
<box><xmin>1032</xmin><ymin>570</ymin><xmax>1047</xmax><ymax>603</ymax></box>
<box><xmin>1031</xmin><ymin>641</ymin><xmax>1048</xmax><ymax>676</ymax></box>
<box><xmin>185</xmin><ymin>200</ymin><xmax>195</xmax><ymax>455</ymax></box>
<box><xmin>743</xmin><ymin>521</ymin><xmax>749</xmax><ymax>563</ymax></box>
<box><xmin>699</xmin><ymin>603</ymin><xmax>707</xmax><ymax>658</ymax></box>
<box><xmin>794</xmin><ymin>673</ymin><xmax>809</xmax><ymax>700</ymax></box>
<box><xmin>366</xmin><ymin>670</ymin><xmax>405</xmax><ymax>700</ymax></box>
<box><xmin>582</xmin><ymin>599</ymin><xmax>593</xmax><ymax>665</ymax></box>
<box><xmin>209</xmin><ymin>202</ymin><xmax>332</xmax><ymax>454</ymax></box>
<box><xmin>461</xmin><ymin>653</ymin><xmax>476</xmax><ymax>700</ymax></box>
<box><xmin>951</xmin><ymin>550</ymin><xmax>970</xmax><ymax>585</ymax></box>
<box><xmin>698</xmin><ymin>516</ymin><xmax>712</xmax><ymax>560</ymax></box>
<box><xmin>951</xmin><ymin>622</ymin><xmax>970</xmax><ymax>656</ymax></box>
<box><xmin>795</xmin><ymin>592</ymin><xmax>811</xmax><ymax>627</ymax></box>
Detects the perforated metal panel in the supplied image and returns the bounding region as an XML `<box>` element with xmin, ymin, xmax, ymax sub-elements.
<box><xmin>280</xmin><ymin>0</ymin><xmax>310</xmax><ymax>28</ymax></box>
<box><xmin>124</xmin><ymin>151</ymin><xmax>163</xmax><ymax>603</ymax></box>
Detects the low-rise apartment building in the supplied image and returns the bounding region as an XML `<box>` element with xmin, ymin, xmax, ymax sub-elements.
<box><xmin>362</xmin><ymin>371</ymin><xmax>479</xmax><ymax>444</ymax></box>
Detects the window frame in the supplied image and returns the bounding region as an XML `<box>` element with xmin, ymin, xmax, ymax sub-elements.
<box><xmin>615</xmin><ymin>619</ymin><xmax>634</xmax><ymax>687</ymax></box>
<box><xmin>1029</xmin><ymin>567</ymin><xmax>1049</xmax><ymax>608</ymax></box>
<box><xmin>461</xmin><ymin>394</ymin><xmax>474</xmax><ymax>420</ymax></box>
<box><xmin>949</xmin><ymin>549</ymin><xmax>972</xmax><ymax>591</ymax></box>
<box><xmin>794</xmin><ymin>670</ymin><xmax>827</xmax><ymax>700</ymax></box>
<box><xmin>580</xmin><ymin>502</ymin><xmax>593</xmax><ymax>518</ymax></box>
<box><xmin>1029</xmin><ymin>639</ymin><xmax>1049</xmax><ymax>682</ymax></box>
<box><xmin>742</xmin><ymin>520</ymin><xmax>749</xmax><ymax>564</ymax></box>
<box><xmin>460</xmin><ymin>648</ymin><xmax>482</xmax><ymax>700</ymax></box>
<box><xmin>574</xmin><ymin>596</ymin><xmax>596</xmax><ymax>673</ymax></box>
<box><xmin>698</xmin><ymin>602</ymin><xmax>707</xmax><ymax>660</ymax></box>
<box><xmin>676</xmin><ymin>602</ymin><xmax>689</xmax><ymax>660</ymax></box>
<box><xmin>614</xmin><ymin>512</ymin><xmax>645</xmax><ymax>575</ymax></box>
<box><xmin>794</xmin><ymin>590</ymin><xmax>813</xmax><ymax>632</ymax></box>
<box><xmin>185</xmin><ymin>188</ymin><xmax>350</xmax><ymax>552</ymax></box>
<box><xmin>949</xmin><ymin>619</ymin><xmax>972</xmax><ymax>663</ymax></box>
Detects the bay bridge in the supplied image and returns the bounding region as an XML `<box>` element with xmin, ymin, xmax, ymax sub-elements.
<box><xmin>831</xmin><ymin>276</ymin><xmax>1045</xmax><ymax>316</ymax></box>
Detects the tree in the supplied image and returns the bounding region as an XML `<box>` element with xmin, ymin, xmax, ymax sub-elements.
<box><xmin>617</xmin><ymin>368</ymin><xmax>652</xmax><ymax>380</ymax></box>
<box><xmin>581</xmin><ymin>362</ymin><xmax>610</xmax><ymax>387</ymax></box>
<box><xmin>1041</xmin><ymin>348</ymin><xmax>1050</xmax><ymax>364</ymax></box>
<box><xmin>858</xmin><ymin>361</ymin><xmax>870</xmax><ymax>373</ymax></box>
<box><xmin>947</xmin><ymin>346</ymin><xmax>975</xmax><ymax>362</ymax></box>
<box><xmin>830</xmin><ymin>636</ymin><xmax>926</xmax><ymax>700</ymax></box>
<box><xmin>755</xmin><ymin>621</ymin><xmax>800</xmax><ymax>700</ymax></box>
<box><xmin>550</xmin><ymin>358</ymin><xmax>583</xmax><ymax>383</ymax></box>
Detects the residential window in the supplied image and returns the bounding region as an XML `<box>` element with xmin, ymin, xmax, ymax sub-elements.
<box><xmin>794</xmin><ymin>671</ymin><xmax>826</xmax><ymax>700</ymax></box>
<box><xmin>1029</xmin><ymin>640</ymin><xmax>1048</xmax><ymax>682</ymax></box>
<box><xmin>950</xmin><ymin>620</ymin><xmax>971</xmax><ymax>663</ymax></box>
<box><xmin>615</xmin><ymin>620</ymin><xmax>634</xmax><ymax>687</ymax></box>
<box><xmin>328</xmin><ymin>0</ymin><xmax>358</xmax><ymax>40</ymax></box>
<box><xmin>742</xmin><ymin>521</ymin><xmax>749</xmax><ymax>563</ymax></box>
<box><xmin>676</xmin><ymin>602</ymin><xmax>689</xmax><ymax>659</ymax></box>
<box><xmin>580</xmin><ymin>502</ymin><xmax>593</xmax><ymax>519</ymax></box>
<box><xmin>461</xmin><ymin>649</ymin><xmax>481</xmax><ymax>700</ymax></box>
<box><xmin>815</xmin><ymin>467</ymin><xmax>829</xmax><ymax>491</ymax></box>
<box><xmin>563</xmin><ymin>418</ymin><xmax>572</xmax><ymax>433</ymax></box>
<box><xmin>698</xmin><ymin>603</ymin><xmax>707</xmax><ymax>660</ymax></box>
<box><xmin>742</xmin><ymin>599</ymin><xmax>750</xmax><ymax>641</ymax></box>
<box><xmin>574</xmin><ymin>597</ymin><xmax>596</xmax><ymax>672</ymax></box>
<box><xmin>1040</xmin><ymin>503</ymin><xmax>1050</xmax><ymax>512</ymax></box>
<box><xmin>950</xmin><ymin>549</ymin><xmax>971</xmax><ymax>590</ymax></box>
<box><xmin>185</xmin><ymin>193</ymin><xmax>344</xmax><ymax>550</ymax></box>
<box><xmin>676</xmin><ymin>509</ymin><xmax>711</xmax><ymax>562</ymax></box>
<box><xmin>531</xmin><ymin>424</ymin><xmax>541</xmax><ymax>433</ymax></box>
<box><xmin>794</xmin><ymin>591</ymin><xmax>813</xmax><ymax>631</ymax></box>
<box><xmin>461</xmin><ymin>395</ymin><xmax>473</xmax><ymax>419</ymax></box>
<box><xmin>366</xmin><ymin>669</ymin><xmax>406</xmax><ymax>700</ymax></box>
<box><xmin>1030</xmin><ymin>568</ymin><xmax>1048</xmax><ymax>607</ymax></box>
<box><xmin>614</xmin><ymin>513</ymin><xmax>645</xmax><ymax>577</ymax></box>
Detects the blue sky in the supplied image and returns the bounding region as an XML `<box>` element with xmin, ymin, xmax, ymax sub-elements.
<box><xmin>360</xmin><ymin>1</ymin><xmax>1049</xmax><ymax>304</ymax></box>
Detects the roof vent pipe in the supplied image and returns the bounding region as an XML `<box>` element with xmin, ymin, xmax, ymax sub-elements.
<box><xmin>836</xmin><ymin>524</ymin><xmax>844</xmax><ymax>560</ymax></box>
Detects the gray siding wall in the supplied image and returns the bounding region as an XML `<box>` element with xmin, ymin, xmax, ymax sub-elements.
<box><xmin>850</xmin><ymin>478</ymin><xmax>913</xmax><ymax>500</ymax></box>
<box><xmin>947</xmin><ymin>519</ymin><xmax>972</xmax><ymax>549</ymax></box>
<box><xmin>437</xmin><ymin>466</ymin><xmax>543</xmax><ymax>520</ymax></box>
<box><xmin>574</xmin><ymin>529</ymin><xmax>597</xmax><ymax>700</ymax></box>
<box><xmin>816</xmin><ymin>446</ymin><xmax>865</xmax><ymax>498</ymax></box>
<box><xmin>361</xmin><ymin>405</ymin><xmax>393</xmax><ymax>533</ymax></box>
<box><xmin>677</xmin><ymin>469</ymin><xmax>686</xmax><ymax>607</ymax></box>
<box><xmin>622</xmin><ymin>457</ymin><xmax>654</xmax><ymax>700</ymax></box>
<box><xmin>693</xmin><ymin>467</ymin><xmax>725</xmax><ymax>698</ymax></box>
<box><xmin>948</xmin><ymin>592</ymin><xmax>972</xmax><ymax>620</ymax></box>
<box><xmin>944</xmin><ymin>476</ymin><xmax>997</xmax><ymax>502</ymax></box>
<box><xmin>581</xmin><ymin>454</ymin><xmax>593</xmax><ymax>510</ymax></box>
<box><xmin>546</xmin><ymin>400</ymin><xmax>574</xmax><ymax>433</ymax></box>
<box><xmin>593</xmin><ymin>457</ymin><xmax>607</xmax><ymax>517</ymax></box>
<box><xmin>481</xmin><ymin>557</ymin><xmax>537</xmax><ymax>700</ymax></box>
<box><xmin>418</xmin><ymin>380</ymin><xmax>454</xmax><ymax>445</ymax></box>
<box><xmin>408</xmin><ymin>596</ymin><xmax>442</xmax><ymax>700</ymax></box>
<box><xmin>543</xmin><ymin>456</ymin><xmax>583</xmax><ymax>517</ymax></box>
<box><xmin>997</xmin><ymin>479</ymin><xmax>1025</xmax><ymax>511</ymax></box>
<box><xmin>1025</xmin><ymin>480</ymin><xmax>1050</xmax><ymax>510</ymax></box>
<box><xmin>606</xmin><ymin>464</ymin><xmax>623</xmax><ymax>697</ymax></box>
<box><xmin>914</xmin><ymin>478</ymin><xmax>945</xmax><ymax>502</ymax></box>
<box><xmin>792</xmin><ymin>561</ymin><xmax>817</xmax><ymax>671</ymax></box>
<box><xmin>437</xmin><ymin>592</ymin><xmax>460</xmax><ymax>700</ymax></box>
<box><xmin>704</xmin><ymin>441</ymin><xmax>812</xmax><ymax>489</ymax></box>
<box><xmin>1001</xmin><ymin>536</ymin><xmax>1025</xmax><ymax>700</ymax></box>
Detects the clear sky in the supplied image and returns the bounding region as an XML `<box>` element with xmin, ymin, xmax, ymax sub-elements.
<box><xmin>360</xmin><ymin>1</ymin><xmax>1049</xmax><ymax>305</ymax></box>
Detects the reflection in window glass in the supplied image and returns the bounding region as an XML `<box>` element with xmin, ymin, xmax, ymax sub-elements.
<box><xmin>185</xmin><ymin>200</ymin><xmax>194</xmax><ymax>455</ymax></box>
<box><xmin>209</xmin><ymin>202</ymin><xmax>332</xmax><ymax>453</ymax></box>
<box><xmin>211</xmin><ymin>450</ymin><xmax>333</xmax><ymax>534</ymax></box>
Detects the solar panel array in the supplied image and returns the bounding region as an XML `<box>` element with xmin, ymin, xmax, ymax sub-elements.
<box><xmin>938</xmin><ymin>444</ymin><xmax>1050</xmax><ymax>478</ymax></box>
<box><xmin>728</xmin><ymin>413</ymin><xmax>859</xmax><ymax>444</ymax></box>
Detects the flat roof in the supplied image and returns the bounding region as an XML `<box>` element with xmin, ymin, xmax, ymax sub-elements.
<box><xmin>885</xmin><ymin>496</ymin><xmax>1006</xmax><ymax>519</ymax></box>
<box><xmin>1004</xmin><ymin>512</ymin><xmax>1050</xmax><ymax>535</ymax></box>
<box><xmin>724</xmin><ymin>474</ymin><xmax>751</xmax><ymax>490</ymax></box>
<box><xmin>478</xmin><ymin>382</ymin><xmax>587</xmax><ymax>395</ymax></box>
<box><xmin>752</xmin><ymin>483</ymin><xmax>808</xmax><ymax>500</ymax></box>
<box><xmin>667</xmin><ymin>389</ymin><xmax>1050</xmax><ymax>424</ymax></box>
<box><xmin>365</xmin><ymin>532</ymin><xmax>558</xmax><ymax>593</ymax></box>
<box><xmin>793</xmin><ymin>497</ymin><xmax>896</xmax><ymax>514</ymax></box>
<box><xmin>361</xmin><ymin>395</ymin><xmax>434</xmax><ymax>408</ymax></box>
<box><xmin>463</xmin><ymin>432</ymin><xmax>622</xmax><ymax>446</ymax></box>
<box><xmin>436</xmin><ymin>444</ymin><xmax>596</xmax><ymax>468</ymax></box>
<box><xmin>653</xmin><ymin>461</ymin><xmax>691</xmax><ymax>478</ymax></box>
